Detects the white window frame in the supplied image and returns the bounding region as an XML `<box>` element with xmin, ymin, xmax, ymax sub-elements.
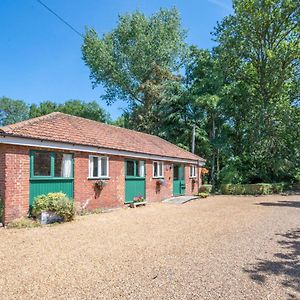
<box><xmin>190</xmin><ymin>165</ymin><xmax>197</xmax><ymax>178</ymax></box>
<box><xmin>153</xmin><ymin>161</ymin><xmax>164</xmax><ymax>178</ymax></box>
<box><xmin>88</xmin><ymin>155</ymin><xmax>109</xmax><ymax>179</ymax></box>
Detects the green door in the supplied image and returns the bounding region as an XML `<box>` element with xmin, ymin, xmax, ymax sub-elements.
<box><xmin>29</xmin><ymin>150</ymin><xmax>74</xmax><ymax>207</ymax></box>
<box><xmin>125</xmin><ymin>159</ymin><xmax>145</xmax><ymax>203</ymax></box>
<box><xmin>173</xmin><ymin>164</ymin><xmax>185</xmax><ymax>196</ymax></box>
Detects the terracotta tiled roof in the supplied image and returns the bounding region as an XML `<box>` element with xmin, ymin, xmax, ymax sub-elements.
<box><xmin>0</xmin><ymin>112</ymin><xmax>205</xmax><ymax>162</ymax></box>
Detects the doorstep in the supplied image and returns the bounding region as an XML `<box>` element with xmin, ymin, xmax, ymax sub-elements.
<box><xmin>163</xmin><ymin>196</ymin><xmax>198</xmax><ymax>204</ymax></box>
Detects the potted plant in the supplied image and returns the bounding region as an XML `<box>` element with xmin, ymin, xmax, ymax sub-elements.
<box><xmin>133</xmin><ymin>195</ymin><xmax>145</xmax><ymax>203</ymax></box>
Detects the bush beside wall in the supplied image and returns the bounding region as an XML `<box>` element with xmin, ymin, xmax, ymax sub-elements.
<box><xmin>220</xmin><ymin>183</ymin><xmax>286</xmax><ymax>195</ymax></box>
<box><xmin>32</xmin><ymin>192</ymin><xmax>75</xmax><ymax>222</ymax></box>
<box><xmin>199</xmin><ymin>184</ymin><xmax>213</xmax><ymax>193</ymax></box>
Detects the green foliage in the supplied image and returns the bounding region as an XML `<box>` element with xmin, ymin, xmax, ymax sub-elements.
<box><xmin>0</xmin><ymin>198</ymin><xmax>3</xmax><ymax>223</ymax></box>
<box><xmin>198</xmin><ymin>192</ymin><xmax>209</xmax><ymax>198</ymax></box>
<box><xmin>82</xmin><ymin>8</ymin><xmax>188</xmax><ymax>134</ymax></box>
<box><xmin>32</xmin><ymin>192</ymin><xmax>75</xmax><ymax>222</ymax></box>
<box><xmin>213</xmin><ymin>0</ymin><xmax>300</xmax><ymax>183</ymax></box>
<box><xmin>30</xmin><ymin>100</ymin><xmax>110</xmax><ymax>123</ymax></box>
<box><xmin>220</xmin><ymin>183</ymin><xmax>286</xmax><ymax>195</ymax></box>
<box><xmin>6</xmin><ymin>217</ymin><xmax>40</xmax><ymax>229</ymax></box>
<box><xmin>0</xmin><ymin>97</ymin><xmax>29</xmax><ymax>126</ymax></box>
<box><xmin>199</xmin><ymin>184</ymin><xmax>213</xmax><ymax>193</ymax></box>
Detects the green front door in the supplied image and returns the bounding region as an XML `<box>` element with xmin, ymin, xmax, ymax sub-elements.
<box><xmin>173</xmin><ymin>164</ymin><xmax>185</xmax><ymax>196</ymax></box>
<box><xmin>125</xmin><ymin>159</ymin><xmax>145</xmax><ymax>203</ymax></box>
<box><xmin>29</xmin><ymin>150</ymin><xmax>74</xmax><ymax>207</ymax></box>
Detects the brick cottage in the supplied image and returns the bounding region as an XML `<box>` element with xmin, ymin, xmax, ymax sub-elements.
<box><xmin>0</xmin><ymin>112</ymin><xmax>205</xmax><ymax>224</ymax></box>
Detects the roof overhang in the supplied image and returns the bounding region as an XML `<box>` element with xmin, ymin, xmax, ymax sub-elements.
<box><xmin>0</xmin><ymin>135</ymin><xmax>205</xmax><ymax>166</ymax></box>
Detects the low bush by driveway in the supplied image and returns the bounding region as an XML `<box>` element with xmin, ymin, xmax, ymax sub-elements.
<box><xmin>0</xmin><ymin>195</ymin><xmax>299</xmax><ymax>299</ymax></box>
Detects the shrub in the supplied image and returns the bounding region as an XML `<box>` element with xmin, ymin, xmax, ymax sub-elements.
<box><xmin>0</xmin><ymin>198</ymin><xmax>3</xmax><ymax>224</ymax></box>
<box><xmin>199</xmin><ymin>184</ymin><xmax>213</xmax><ymax>193</ymax></box>
<box><xmin>272</xmin><ymin>183</ymin><xmax>285</xmax><ymax>194</ymax></box>
<box><xmin>7</xmin><ymin>217</ymin><xmax>40</xmax><ymax>229</ymax></box>
<box><xmin>198</xmin><ymin>192</ymin><xmax>209</xmax><ymax>198</ymax></box>
<box><xmin>220</xmin><ymin>183</ymin><xmax>286</xmax><ymax>195</ymax></box>
<box><xmin>32</xmin><ymin>192</ymin><xmax>75</xmax><ymax>222</ymax></box>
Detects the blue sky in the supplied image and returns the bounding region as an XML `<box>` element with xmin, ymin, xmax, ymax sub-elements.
<box><xmin>0</xmin><ymin>0</ymin><xmax>232</xmax><ymax>120</ymax></box>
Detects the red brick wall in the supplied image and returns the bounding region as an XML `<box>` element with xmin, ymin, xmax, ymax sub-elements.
<box><xmin>145</xmin><ymin>160</ymin><xmax>173</xmax><ymax>202</ymax></box>
<box><xmin>2</xmin><ymin>145</ymin><xmax>30</xmax><ymax>224</ymax></box>
<box><xmin>0</xmin><ymin>145</ymin><xmax>5</xmax><ymax>202</ymax></box>
<box><xmin>185</xmin><ymin>164</ymin><xmax>200</xmax><ymax>195</ymax></box>
<box><xmin>1</xmin><ymin>143</ymin><xmax>201</xmax><ymax>223</ymax></box>
<box><xmin>74</xmin><ymin>152</ymin><xmax>125</xmax><ymax>210</ymax></box>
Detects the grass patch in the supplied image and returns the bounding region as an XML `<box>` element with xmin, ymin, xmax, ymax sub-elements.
<box><xmin>6</xmin><ymin>217</ymin><xmax>40</xmax><ymax>229</ymax></box>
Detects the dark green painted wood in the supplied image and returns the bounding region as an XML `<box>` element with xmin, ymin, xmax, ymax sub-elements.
<box><xmin>29</xmin><ymin>150</ymin><xmax>74</xmax><ymax>207</ymax></box>
<box><xmin>125</xmin><ymin>160</ymin><xmax>145</xmax><ymax>204</ymax></box>
<box><xmin>29</xmin><ymin>179</ymin><xmax>74</xmax><ymax>206</ymax></box>
<box><xmin>173</xmin><ymin>164</ymin><xmax>185</xmax><ymax>196</ymax></box>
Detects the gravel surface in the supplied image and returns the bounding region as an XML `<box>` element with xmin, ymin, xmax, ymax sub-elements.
<box><xmin>0</xmin><ymin>195</ymin><xmax>299</xmax><ymax>300</ymax></box>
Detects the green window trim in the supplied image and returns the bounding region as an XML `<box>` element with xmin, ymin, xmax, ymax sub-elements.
<box><xmin>30</xmin><ymin>150</ymin><xmax>74</xmax><ymax>179</ymax></box>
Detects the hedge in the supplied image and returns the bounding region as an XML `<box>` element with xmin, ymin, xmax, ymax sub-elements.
<box><xmin>220</xmin><ymin>183</ymin><xmax>286</xmax><ymax>195</ymax></box>
<box><xmin>199</xmin><ymin>184</ymin><xmax>213</xmax><ymax>193</ymax></box>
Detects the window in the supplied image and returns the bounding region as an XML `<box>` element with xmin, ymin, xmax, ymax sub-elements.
<box><xmin>89</xmin><ymin>156</ymin><xmax>109</xmax><ymax>178</ymax></box>
<box><xmin>153</xmin><ymin>161</ymin><xmax>164</xmax><ymax>178</ymax></box>
<box><xmin>33</xmin><ymin>151</ymin><xmax>51</xmax><ymax>176</ymax></box>
<box><xmin>190</xmin><ymin>165</ymin><xmax>197</xmax><ymax>178</ymax></box>
<box><xmin>31</xmin><ymin>151</ymin><xmax>73</xmax><ymax>178</ymax></box>
<box><xmin>126</xmin><ymin>160</ymin><xmax>145</xmax><ymax>177</ymax></box>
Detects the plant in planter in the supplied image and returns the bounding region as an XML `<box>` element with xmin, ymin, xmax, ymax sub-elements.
<box><xmin>133</xmin><ymin>195</ymin><xmax>145</xmax><ymax>203</ymax></box>
<box><xmin>32</xmin><ymin>192</ymin><xmax>75</xmax><ymax>224</ymax></box>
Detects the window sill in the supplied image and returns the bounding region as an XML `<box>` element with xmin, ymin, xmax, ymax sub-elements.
<box><xmin>189</xmin><ymin>176</ymin><xmax>197</xmax><ymax>179</ymax></box>
<box><xmin>88</xmin><ymin>177</ymin><xmax>110</xmax><ymax>180</ymax></box>
<box><xmin>153</xmin><ymin>177</ymin><xmax>164</xmax><ymax>179</ymax></box>
<box><xmin>30</xmin><ymin>177</ymin><xmax>74</xmax><ymax>181</ymax></box>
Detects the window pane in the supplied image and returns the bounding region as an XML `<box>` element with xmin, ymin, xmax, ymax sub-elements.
<box><xmin>174</xmin><ymin>165</ymin><xmax>179</xmax><ymax>180</ymax></box>
<box><xmin>55</xmin><ymin>153</ymin><xmax>63</xmax><ymax>177</ymax></box>
<box><xmin>55</xmin><ymin>153</ymin><xmax>72</xmax><ymax>178</ymax></box>
<box><xmin>126</xmin><ymin>160</ymin><xmax>135</xmax><ymax>176</ymax></box>
<box><xmin>138</xmin><ymin>161</ymin><xmax>145</xmax><ymax>177</ymax></box>
<box><xmin>34</xmin><ymin>152</ymin><xmax>51</xmax><ymax>176</ymax></box>
<box><xmin>159</xmin><ymin>163</ymin><xmax>163</xmax><ymax>177</ymax></box>
<box><xmin>153</xmin><ymin>162</ymin><xmax>158</xmax><ymax>177</ymax></box>
<box><xmin>101</xmin><ymin>157</ymin><xmax>108</xmax><ymax>176</ymax></box>
<box><xmin>93</xmin><ymin>157</ymin><xmax>98</xmax><ymax>177</ymax></box>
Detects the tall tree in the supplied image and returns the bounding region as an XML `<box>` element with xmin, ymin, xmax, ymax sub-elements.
<box><xmin>0</xmin><ymin>97</ymin><xmax>29</xmax><ymax>126</ymax></box>
<box><xmin>82</xmin><ymin>8</ymin><xmax>188</xmax><ymax>134</ymax></box>
<box><xmin>214</xmin><ymin>0</ymin><xmax>300</xmax><ymax>182</ymax></box>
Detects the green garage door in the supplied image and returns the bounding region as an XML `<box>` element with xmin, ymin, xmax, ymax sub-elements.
<box><xmin>125</xmin><ymin>159</ymin><xmax>145</xmax><ymax>204</ymax></box>
<box><xmin>29</xmin><ymin>150</ymin><xmax>74</xmax><ymax>207</ymax></box>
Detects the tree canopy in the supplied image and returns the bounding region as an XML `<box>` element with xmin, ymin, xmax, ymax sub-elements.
<box><xmin>82</xmin><ymin>8</ymin><xmax>188</xmax><ymax>134</ymax></box>
<box><xmin>82</xmin><ymin>4</ymin><xmax>300</xmax><ymax>185</ymax></box>
<box><xmin>0</xmin><ymin>98</ymin><xmax>110</xmax><ymax>126</ymax></box>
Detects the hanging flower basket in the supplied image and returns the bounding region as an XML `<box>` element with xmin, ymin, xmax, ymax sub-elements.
<box><xmin>94</xmin><ymin>180</ymin><xmax>108</xmax><ymax>191</ymax></box>
<box><xmin>156</xmin><ymin>178</ymin><xmax>166</xmax><ymax>186</ymax></box>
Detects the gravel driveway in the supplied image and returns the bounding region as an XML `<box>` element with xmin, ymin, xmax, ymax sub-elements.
<box><xmin>0</xmin><ymin>195</ymin><xmax>299</xmax><ymax>300</ymax></box>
